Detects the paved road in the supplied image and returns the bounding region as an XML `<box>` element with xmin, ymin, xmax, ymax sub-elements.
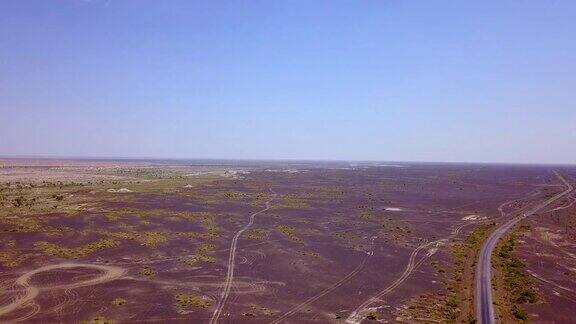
<box><xmin>475</xmin><ymin>171</ymin><xmax>573</xmax><ymax>324</ymax></box>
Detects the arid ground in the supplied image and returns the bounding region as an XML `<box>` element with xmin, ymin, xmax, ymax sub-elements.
<box><xmin>0</xmin><ymin>159</ymin><xmax>574</xmax><ymax>323</ymax></box>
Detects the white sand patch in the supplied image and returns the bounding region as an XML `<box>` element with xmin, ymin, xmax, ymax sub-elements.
<box><xmin>107</xmin><ymin>188</ymin><xmax>132</xmax><ymax>193</ymax></box>
<box><xmin>462</xmin><ymin>214</ymin><xmax>487</xmax><ymax>221</ymax></box>
<box><xmin>186</xmin><ymin>169</ymin><xmax>250</xmax><ymax>179</ymax></box>
<box><xmin>265</xmin><ymin>169</ymin><xmax>303</xmax><ymax>173</ymax></box>
<box><xmin>385</xmin><ymin>207</ymin><xmax>403</xmax><ymax>211</ymax></box>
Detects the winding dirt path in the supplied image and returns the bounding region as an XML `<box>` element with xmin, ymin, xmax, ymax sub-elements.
<box><xmin>209</xmin><ymin>188</ymin><xmax>277</xmax><ymax>324</ymax></box>
<box><xmin>0</xmin><ymin>263</ymin><xmax>126</xmax><ymax>319</ymax></box>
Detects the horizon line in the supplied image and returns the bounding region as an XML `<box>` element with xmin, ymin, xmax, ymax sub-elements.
<box><xmin>0</xmin><ymin>154</ymin><xmax>574</xmax><ymax>167</ymax></box>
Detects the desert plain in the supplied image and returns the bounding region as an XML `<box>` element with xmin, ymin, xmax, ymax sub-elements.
<box><xmin>0</xmin><ymin>159</ymin><xmax>574</xmax><ymax>323</ymax></box>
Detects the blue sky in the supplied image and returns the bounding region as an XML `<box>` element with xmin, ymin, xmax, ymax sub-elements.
<box><xmin>1</xmin><ymin>0</ymin><xmax>575</xmax><ymax>163</ymax></box>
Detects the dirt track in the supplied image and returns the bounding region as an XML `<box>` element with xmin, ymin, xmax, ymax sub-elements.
<box><xmin>209</xmin><ymin>189</ymin><xmax>277</xmax><ymax>324</ymax></box>
<box><xmin>0</xmin><ymin>263</ymin><xmax>126</xmax><ymax>319</ymax></box>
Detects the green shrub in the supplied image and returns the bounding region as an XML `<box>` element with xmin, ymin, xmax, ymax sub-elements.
<box><xmin>511</xmin><ymin>304</ymin><xmax>527</xmax><ymax>320</ymax></box>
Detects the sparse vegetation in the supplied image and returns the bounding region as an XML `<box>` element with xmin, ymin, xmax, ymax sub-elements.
<box><xmin>139</xmin><ymin>265</ymin><xmax>157</xmax><ymax>277</ymax></box>
<box><xmin>182</xmin><ymin>254</ymin><xmax>216</xmax><ymax>266</ymax></box>
<box><xmin>0</xmin><ymin>251</ymin><xmax>33</xmax><ymax>267</ymax></box>
<box><xmin>175</xmin><ymin>293</ymin><xmax>211</xmax><ymax>309</ymax></box>
<box><xmin>247</xmin><ymin>303</ymin><xmax>276</xmax><ymax>316</ymax></box>
<box><xmin>271</xmin><ymin>195</ymin><xmax>310</xmax><ymax>209</ymax></box>
<box><xmin>34</xmin><ymin>239</ymin><xmax>119</xmax><ymax>259</ymax></box>
<box><xmin>243</xmin><ymin>227</ymin><xmax>270</xmax><ymax>240</ymax></box>
<box><xmin>494</xmin><ymin>233</ymin><xmax>537</xmax><ymax>321</ymax></box>
<box><xmin>100</xmin><ymin>230</ymin><xmax>169</xmax><ymax>247</ymax></box>
<box><xmin>80</xmin><ymin>316</ymin><xmax>113</xmax><ymax>324</ymax></box>
<box><xmin>366</xmin><ymin>311</ymin><xmax>378</xmax><ymax>320</ymax></box>
<box><xmin>276</xmin><ymin>225</ymin><xmax>303</xmax><ymax>243</ymax></box>
<box><xmin>112</xmin><ymin>298</ymin><xmax>127</xmax><ymax>306</ymax></box>
<box><xmin>399</xmin><ymin>224</ymin><xmax>494</xmax><ymax>323</ymax></box>
<box><xmin>447</xmin><ymin>224</ymin><xmax>494</xmax><ymax>322</ymax></box>
<box><xmin>0</xmin><ymin>160</ymin><xmax>566</xmax><ymax>323</ymax></box>
<box><xmin>181</xmin><ymin>242</ymin><xmax>217</xmax><ymax>266</ymax></box>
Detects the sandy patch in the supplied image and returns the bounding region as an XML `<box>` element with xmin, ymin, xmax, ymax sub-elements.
<box><xmin>461</xmin><ymin>214</ymin><xmax>487</xmax><ymax>221</ymax></box>
<box><xmin>107</xmin><ymin>188</ymin><xmax>132</xmax><ymax>193</ymax></box>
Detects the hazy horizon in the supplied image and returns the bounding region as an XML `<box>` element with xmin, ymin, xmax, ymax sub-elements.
<box><xmin>2</xmin><ymin>154</ymin><xmax>575</xmax><ymax>168</ymax></box>
<box><xmin>1</xmin><ymin>1</ymin><xmax>575</xmax><ymax>164</ymax></box>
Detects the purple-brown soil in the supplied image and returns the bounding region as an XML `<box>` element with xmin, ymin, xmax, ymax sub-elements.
<box><xmin>0</xmin><ymin>160</ymin><xmax>574</xmax><ymax>323</ymax></box>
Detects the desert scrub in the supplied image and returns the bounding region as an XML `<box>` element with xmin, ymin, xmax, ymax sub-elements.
<box><xmin>276</xmin><ymin>225</ymin><xmax>303</xmax><ymax>243</ymax></box>
<box><xmin>174</xmin><ymin>212</ymin><xmax>220</xmax><ymax>239</ymax></box>
<box><xmin>221</xmin><ymin>191</ymin><xmax>248</xmax><ymax>200</ymax></box>
<box><xmin>182</xmin><ymin>243</ymin><xmax>217</xmax><ymax>266</ymax></box>
<box><xmin>100</xmin><ymin>231</ymin><xmax>169</xmax><ymax>247</ymax></box>
<box><xmin>398</xmin><ymin>225</ymin><xmax>493</xmax><ymax>323</ymax></box>
<box><xmin>445</xmin><ymin>294</ymin><xmax>459</xmax><ymax>320</ymax></box>
<box><xmin>298</xmin><ymin>250</ymin><xmax>321</xmax><ymax>258</ymax></box>
<box><xmin>182</xmin><ymin>254</ymin><xmax>216</xmax><ymax>266</ymax></box>
<box><xmin>80</xmin><ymin>316</ymin><xmax>113</xmax><ymax>324</ymax></box>
<box><xmin>197</xmin><ymin>243</ymin><xmax>216</xmax><ymax>254</ymax></box>
<box><xmin>276</xmin><ymin>225</ymin><xmax>295</xmax><ymax>235</ymax></box>
<box><xmin>201</xmin><ymin>218</ymin><xmax>220</xmax><ymax>239</ymax></box>
<box><xmin>396</xmin><ymin>293</ymin><xmax>455</xmax><ymax>322</ymax></box>
<box><xmin>495</xmin><ymin>233</ymin><xmax>537</xmax><ymax>321</ymax></box>
<box><xmin>139</xmin><ymin>266</ymin><xmax>157</xmax><ymax>277</ymax></box>
<box><xmin>366</xmin><ymin>311</ymin><xmax>378</xmax><ymax>320</ymax></box>
<box><xmin>511</xmin><ymin>304</ymin><xmax>528</xmax><ymax>321</ymax></box>
<box><xmin>0</xmin><ymin>251</ymin><xmax>32</xmax><ymax>267</ymax></box>
<box><xmin>247</xmin><ymin>303</ymin><xmax>276</xmax><ymax>316</ymax></box>
<box><xmin>447</xmin><ymin>224</ymin><xmax>494</xmax><ymax>322</ymax></box>
<box><xmin>357</xmin><ymin>205</ymin><xmax>374</xmax><ymax>220</ymax></box>
<box><xmin>243</xmin><ymin>228</ymin><xmax>269</xmax><ymax>240</ymax></box>
<box><xmin>2</xmin><ymin>216</ymin><xmax>43</xmax><ymax>233</ymax></box>
<box><xmin>34</xmin><ymin>239</ymin><xmax>119</xmax><ymax>258</ymax></box>
<box><xmin>175</xmin><ymin>293</ymin><xmax>211</xmax><ymax>309</ymax></box>
<box><xmin>112</xmin><ymin>298</ymin><xmax>127</xmax><ymax>306</ymax></box>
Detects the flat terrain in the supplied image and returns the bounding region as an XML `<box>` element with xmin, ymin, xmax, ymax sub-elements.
<box><xmin>476</xmin><ymin>172</ymin><xmax>573</xmax><ymax>324</ymax></box>
<box><xmin>0</xmin><ymin>159</ymin><xmax>574</xmax><ymax>323</ymax></box>
<box><xmin>509</xmin><ymin>168</ymin><xmax>576</xmax><ymax>323</ymax></box>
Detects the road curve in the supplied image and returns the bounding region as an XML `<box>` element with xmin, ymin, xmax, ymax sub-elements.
<box><xmin>0</xmin><ymin>263</ymin><xmax>126</xmax><ymax>318</ymax></box>
<box><xmin>475</xmin><ymin>171</ymin><xmax>573</xmax><ymax>324</ymax></box>
<box><xmin>209</xmin><ymin>188</ymin><xmax>277</xmax><ymax>324</ymax></box>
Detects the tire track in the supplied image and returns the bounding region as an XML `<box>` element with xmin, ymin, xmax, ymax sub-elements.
<box><xmin>345</xmin><ymin>221</ymin><xmax>471</xmax><ymax>324</ymax></box>
<box><xmin>345</xmin><ymin>239</ymin><xmax>430</xmax><ymax>324</ymax></box>
<box><xmin>271</xmin><ymin>239</ymin><xmax>375</xmax><ymax>324</ymax></box>
<box><xmin>209</xmin><ymin>188</ymin><xmax>277</xmax><ymax>324</ymax></box>
<box><xmin>0</xmin><ymin>263</ymin><xmax>125</xmax><ymax>319</ymax></box>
